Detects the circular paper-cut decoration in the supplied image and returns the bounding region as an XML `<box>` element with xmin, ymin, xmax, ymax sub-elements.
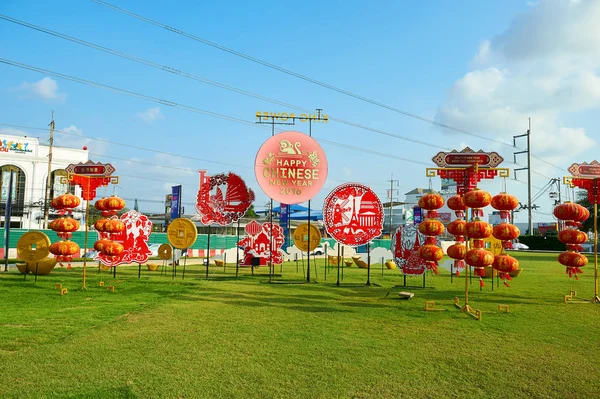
<box><xmin>293</xmin><ymin>223</ymin><xmax>322</xmax><ymax>252</ymax></box>
<box><xmin>167</xmin><ymin>218</ymin><xmax>198</xmax><ymax>249</ymax></box>
<box><xmin>323</xmin><ymin>183</ymin><xmax>383</xmax><ymax>246</ymax></box>
<box><xmin>254</xmin><ymin>131</ymin><xmax>328</xmax><ymax>204</ymax></box>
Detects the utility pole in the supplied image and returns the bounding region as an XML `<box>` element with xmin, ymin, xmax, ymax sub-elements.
<box><xmin>514</xmin><ymin>118</ymin><xmax>533</xmax><ymax>235</ymax></box>
<box><xmin>387</xmin><ymin>174</ymin><xmax>399</xmax><ymax>237</ymax></box>
<box><xmin>43</xmin><ymin>111</ymin><xmax>55</xmax><ymax>229</ymax></box>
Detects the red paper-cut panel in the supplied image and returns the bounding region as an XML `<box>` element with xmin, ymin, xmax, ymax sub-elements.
<box><xmin>236</xmin><ymin>222</ymin><xmax>284</xmax><ymax>266</ymax></box>
<box><xmin>195</xmin><ymin>170</ymin><xmax>255</xmax><ymax>226</ymax></box>
<box><xmin>323</xmin><ymin>183</ymin><xmax>383</xmax><ymax>247</ymax></box>
<box><xmin>98</xmin><ymin>210</ymin><xmax>153</xmax><ymax>266</ymax></box>
<box><xmin>391</xmin><ymin>224</ymin><xmax>429</xmax><ymax>275</ymax></box>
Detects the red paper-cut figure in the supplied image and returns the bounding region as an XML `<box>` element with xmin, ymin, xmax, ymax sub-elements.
<box><xmin>237</xmin><ymin>222</ymin><xmax>284</xmax><ymax>266</ymax></box>
<box><xmin>97</xmin><ymin>210</ymin><xmax>153</xmax><ymax>266</ymax></box>
<box><xmin>196</xmin><ymin>170</ymin><xmax>254</xmax><ymax>226</ymax></box>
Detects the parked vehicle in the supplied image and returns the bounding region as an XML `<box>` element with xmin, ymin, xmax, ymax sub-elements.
<box><xmin>310</xmin><ymin>246</ymin><xmax>325</xmax><ymax>255</ymax></box>
<box><xmin>513</xmin><ymin>243</ymin><xmax>529</xmax><ymax>250</ymax></box>
<box><xmin>84</xmin><ymin>250</ymin><xmax>98</xmax><ymax>259</ymax></box>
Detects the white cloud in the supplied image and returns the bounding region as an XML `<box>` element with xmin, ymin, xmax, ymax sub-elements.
<box><xmin>55</xmin><ymin>125</ymin><xmax>108</xmax><ymax>154</ymax></box>
<box><xmin>18</xmin><ymin>77</ymin><xmax>64</xmax><ymax>100</ymax></box>
<box><xmin>436</xmin><ymin>0</ymin><xmax>598</xmax><ymax>164</ymax></box>
<box><xmin>137</xmin><ymin>107</ymin><xmax>164</xmax><ymax>124</ymax></box>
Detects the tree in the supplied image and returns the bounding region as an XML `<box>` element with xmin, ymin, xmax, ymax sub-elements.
<box><xmin>576</xmin><ymin>190</ymin><xmax>597</xmax><ymax>232</ymax></box>
<box><xmin>244</xmin><ymin>204</ymin><xmax>259</xmax><ymax>219</ymax></box>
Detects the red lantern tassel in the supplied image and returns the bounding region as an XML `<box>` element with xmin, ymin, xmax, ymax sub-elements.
<box><xmin>479</xmin><ymin>278</ymin><xmax>484</xmax><ymax>288</ymax></box>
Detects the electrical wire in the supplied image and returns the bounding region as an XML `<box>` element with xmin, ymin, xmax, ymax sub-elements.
<box><xmin>90</xmin><ymin>0</ymin><xmax>567</xmax><ymax>173</ymax></box>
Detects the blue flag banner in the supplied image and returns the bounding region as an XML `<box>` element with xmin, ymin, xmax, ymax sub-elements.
<box><xmin>413</xmin><ymin>206</ymin><xmax>422</xmax><ymax>225</ymax></box>
<box><xmin>170</xmin><ymin>185</ymin><xmax>182</xmax><ymax>219</ymax></box>
<box><xmin>279</xmin><ymin>203</ymin><xmax>289</xmax><ymax>249</ymax></box>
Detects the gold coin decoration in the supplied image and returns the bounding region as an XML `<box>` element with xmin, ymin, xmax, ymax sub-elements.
<box><xmin>167</xmin><ymin>218</ymin><xmax>197</xmax><ymax>249</ymax></box>
<box><xmin>293</xmin><ymin>223</ymin><xmax>322</xmax><ymax>252</ymax></box>
<box><xmin>158</xmin><ymin>243</ymin><xmax>173</xmax><ymax>260</ymax></box>
<box><xmin>17</xmin><ymin>232</ymin><xmax>51</xmax><ymax>263</ymax></box>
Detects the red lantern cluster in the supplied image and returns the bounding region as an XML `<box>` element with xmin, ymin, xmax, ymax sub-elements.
<box><xmin>93</xmin><ymin>196</ymin><xmax>126</xmax><ymax>263</ymax></box>
<box><xmin>554</xmin><ymin>202</ymin><xmax>590</xmax><ymax>279</ymax></box>
<box><xmin>490</xmin><ymin>192</ymin><xmax>520</xmax><ymax>286</ymax></box>
<box><xmin>417</xmin><ymin>193</ymin><xmax>445</xmax><ymax>274</ymax></box>
<box><xmin>49</xmin><ymin>193</ymin><xmax>82</xmax><ymax>268</ymax></box>
<box><xmin>446</xmin><ymin>195</ymin><xmax>467</xmax><ymax>276</ymax></box>
<box><xmin>463</xmin><ymin>188</ymin><xmax>494</xmax><ymax>286</ymax></box>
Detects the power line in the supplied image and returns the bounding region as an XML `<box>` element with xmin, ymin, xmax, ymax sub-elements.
<box><xmin>90</xmin><ymin>0</ymin><xmax>566</xmax><ymax>173</ymax></box>
<box><xmin>0</xmin><ymin>14</ymin><xmax>445</xmax><ymax>151</ymax></box>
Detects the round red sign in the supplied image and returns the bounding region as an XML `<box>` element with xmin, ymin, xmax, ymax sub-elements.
<box><xmin>323</xmin><ymin>183</ymin><xmax>384</xmax><ymax>246</ymax></box>
<box><xmin>255</xmin><ymin>131</ymin><xmax>328</xmax><ymax>204</ymax></box>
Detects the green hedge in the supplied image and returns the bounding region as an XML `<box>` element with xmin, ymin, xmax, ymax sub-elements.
<box><xmin>518</xmin><ymin>235</ymin><xmax>565</xmax><ymax>251</ymax></box>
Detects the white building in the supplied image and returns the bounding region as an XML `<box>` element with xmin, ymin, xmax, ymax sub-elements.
<box><xmin>0</xmin><ymin>133</ymin><xmax>89</xmax><ymax>229</ymax></box>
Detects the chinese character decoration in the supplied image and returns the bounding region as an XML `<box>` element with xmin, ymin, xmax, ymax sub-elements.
<box><xmin>236</xmin><ymin>220</ymin><xmax>284</xmax><ymax>266</ymax></box>
<box><xmin>554</xmin><ymin>202</ymin><xmax>590</xmax><ymax>279</ymax></box>
<box><xmin>93</xmin><ymin>196</ymin><xmax>126</xmax><ymax>266</ymax></box>
<box><xmin>195</xmin><ymin>170</ymin><xmax>254</xmax><ymax>226</ymax></box>
<box><xmin>391</xmin><ymin>224</ymin><xmax>430</xmax><ymax>275</ymax></box>
<box><xmin>446</xmin><ymin>195</ymin><xmax>467</xmax><ymax>276</ymax></box>
<box><xmin>490</xmin><ymin>193</ymin><xmax>520</xmax><ymax>287</ymax></box>
<box><xmin>49</xmin><ymin>194</ymin><xmax>81</xmax><ymax>269</ymax></box>
<box><xmin>464</xmin><ymin>189</ymin><xmax>494</xmax><ymax>287</ymax></box>
<box><xmin>323</xmin><ymin>183</ymin><xmax>384</xmax><ymax>247</ymax></box>
<box><xmin>416</xmin><ymin>193</ymin><xmax>445</xmax><ymax>275</ymax></box>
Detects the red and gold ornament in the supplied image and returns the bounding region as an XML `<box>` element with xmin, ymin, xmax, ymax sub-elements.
<box><xmin>417</xmin><ymin>193</ymin><xmax>445</xmax><ymax>275</ymax></box>
<box><xmin>554</xmin><ymin>201</ymin><xmax>590</xmax><ymax>279</ymax></box>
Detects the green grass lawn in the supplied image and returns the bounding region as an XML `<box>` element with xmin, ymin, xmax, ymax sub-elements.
<box><xmin>1</xmin><ymin>252</ymin><xmax>600</xmax><ymax>398</ymax></box>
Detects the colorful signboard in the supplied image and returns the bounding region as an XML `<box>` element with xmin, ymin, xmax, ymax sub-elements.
<box><xmin>413</xmin><ymin>206</ymin><xmax>422</xmax><ymax>225</ymax></box>
<box><xmin>170</xmin><ymin>185</ymin><xmax>182</xmax><ymax>220</ymax></box>
<box><xmin>97</xmin><ymin>210</ymin><xmax>153</xmax><ymax>266</ymax></box>
<box><xmin>323</xmin><ymin>183</ymin><xmax>384</xmax><ymax>247</ymax></box>
<box><xmin>432</xmin><ymin>147</ymin><xmax>504</xmax><ymax>168</ymax></box>
<box><xmin>255</xmin><ymin>131</ymin><xmax>328</xmax><ymax>204</ymax></box>
<box><xmin>0</xmin><ymin>138</ymin><xmax>33</xmax><ymax>154</ymax></box>
<box><xmin>567</xmin><ymin>160</ymin><xmax>600</xmax><ymax>178</ymax></box>
<box><xmin>195</xmin><ymin>170</ymin><xmax>254</xmax><ymax>226</ymax></box>
<box><xmin>66</xmin><ymin>160</ymin><xmax>115</xmax><ymax>176</ymax></box>
<box><xmin>256</xmin><ymin>111</ymin><xmax>328</xmax><ymax>123</ymax></box>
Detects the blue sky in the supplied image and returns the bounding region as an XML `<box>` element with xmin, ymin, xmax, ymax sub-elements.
<box><xmin>1</xmin><ymin>0</ymin><xmax>598</xmax><ymax>223</ymax></box>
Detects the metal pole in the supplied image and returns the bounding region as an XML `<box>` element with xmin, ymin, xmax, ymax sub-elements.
<box><xmin>236</xmin><ymin>219</ymin><xmax>240</xmax><ymax>279</ymax></box>
<box><xmin>83</xmin><ymin>198</ymin><xmax>90</xmax><ymax>289</ymax></box>
<box><xmin>527</xmin><ymin>118</ymin><xmax>533</xmax><ymax>236</ymax></box>
<box><xmin>307</xmin><ymin>119</ymin><xmax>312</xmax><ymax>283</ymax></box>
<box><xmin>594</xmin><ymin>202</ymin><xmax>599</xmax><ymax>302</ymax></box>
<box><xmin>3</xmin><ymin>171</ymin><xmax>14</xmax><ymax>272</ymax></box>
<box><xmin>336</xmin><ymin>244</ymin><xmax>341</xmax><ymax>286</ymax></box>
<box><xmin>366</xmin><ymin>242</ymin><xmax>371</xmax><ymax>286</ymax></box>
<box><xmin>389</xmin><ymin>173</ymin><xmax>394</xmax><ymax>238</ymax></box>
<box><xmin>206</xmin><ymin>225</ymin><xmax>211</xmax><ymax>279</ymax></box>
<box><xmin>43</xmin><ymin>111</ymin><xmax>54</xmax><ymax>229</ymax></box>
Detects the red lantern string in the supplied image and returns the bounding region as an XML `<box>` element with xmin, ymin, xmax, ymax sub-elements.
<box><xmin>417</xmin><ymin>193</ymin><xmax>445</xmax><ymax>274</ymax></box>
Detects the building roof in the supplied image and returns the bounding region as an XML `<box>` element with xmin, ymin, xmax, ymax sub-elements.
<box><xmin>404</xmin><ymin>188</ymin><xmax>438</xmax><ymax>195</ymax></box>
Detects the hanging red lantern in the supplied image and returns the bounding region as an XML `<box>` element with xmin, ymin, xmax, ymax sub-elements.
<box><xmin>418</xmin><ymin>219</ymin><xmax>445</xmax><ymax>236</ymax></box>
<box><xmin>418</xmin><ymin>193</ymin><xmax>445</xmax><ymax>210</ymax></box>
<box><xmin>101</xmin><ymin>241</ymin><xmax>124</xmax><ymax>257</ymax></box>
<box><xmin>49</xmin><ymin>240</ymin><xmax>80</xmax><ymax>265</ymax></box>
<box><xmin>103</xmin><ymin>219</ymin><xmax>125</xmax><ymax>234</ymax></box>
<box><xmin>417</xmin><ymin>244</ymin><xmax>443</xmax><ymax>275</ymax></box>
<box><xmin>447</xmin><ymin>195</ymin><xmax>466</xmax><ymax>212</ymax></box>
<box><xmin>95</xmin><ymin>198</ymin><xmax>109</xmax><ymax>213</ymax></box>
<box><xmin>558</xmin><ymin>230</ymin><xmax>588</xmax><ymax>246</ymax></box>
<box><xmin>447</xmin><ymin>220</ymin><xmax>466</xmax><ymax>236</ymax></box>
<box><xmin>105</xmin><ymin>196</ymin><xmax>126</xmax><ymax>212</ymax></box>
<box><xmin>558</xmin><ymin>251</ymin><xmax>588</xmax><ymax>279</ymax></box>
<box><xmin>553</xmin><ymin>202</ymin><xmax>585</xmax><ymax>222</ymax></box>
<box><xmin>464</xmin><ymin>189</ymin><xmax>492</xmax><ymax>209</ymax></box>
<box><xmin>53</xmin><ymin>217</ymin><xmax>80</xmax><ymax>239</ymax></box>
<box><xmin>466</xmin><ymin>220</ymin><xmax>493</xmax><ymax>239</ymax></box>
<box><xmin>491</xmin><ymin>193</ymin><xmax>519</xmax><ymax>220</ymax></box>
<box><xmin>466</xmin><ymin>248</ymin><xmax>494</xmax><ymax>286</ymax></box>
<box><xmin>492</xmin><ymin>223</ymin><xmax>520</xmax><ymax>242</ymax></box>
<box><xmin>447</xmin><ymin>244</ymin><xmax>466</xmax><ymax>260</ymax></box>
<box><xmin>493</xmin><ymin>254</ymin><xmax>519</xmax><ymax>286</ymax></box>
<box><xmin>94</xmin><ymin>218</ymin><xmax>110</xmax><ymax>232</ymax></box>
<box><xmin>94</xmin><ymin>239</ymin><xmax>113</xmax><ymax>252</ymax></box>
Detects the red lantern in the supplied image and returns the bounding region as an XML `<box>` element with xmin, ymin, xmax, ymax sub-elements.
<box><xmin>466</xmin><ymin>220</ymin><xmax>492</xmax><ymax>239</ymax></box>
<box><xmin>105</xmin><ymin>196</ymin><xmax>125</xmax><ymax>212</ymax></box>
<box><xmin>51</xmin><ymin>197</ymin><xmax>64</xmax><ymax>210</ymax></box>
<box><xmin>464</xmin><ymin>189</ymin><xmax>492</xmax><ymax>209</ymax></box>
<box><xmin>493</xmin><ymin>254</ymin><xmax>519</xmax><ymax>286</ymax></box>
<box><xmin>417</xmin><ymin>193</ymin><xmax>445</xmax><ymax>210</ymax></box>
<box><xmin>447</xmin><ymin>220</ymin><xmax>466</xmax><ymax>236</ymax></box>
<box><xmin>447</xmin><ymin>244</ymin><xmax>466</xmax><ymax>260</ymax></box>
<box><xmin>418</xmin><ymin>219</ymin><xmax>445</xmax><ymax>236</ymax></box>
<box><xmin>95</xmin><ymin>198</ymin><xmax>108</xmax><ymax>212</ymax></box>
<box><xmin>558</xmin><ymin>229</ymin><xmax>588</xmax><ymax>245</ymax></box>
<box><xmin>558</xmin><ymin>251</ymin><xmax>588</xmax><ymax>279</ymax></box>
<box><xmin>49</xmin><ymin>241</ymin><xmax>80</xmax><ymax>263</ymax></box>
<box><xmin>491</xmin><ymin>193</ymin><xmax>519</xmax><ymax>220</ymax></box>
<box><xmin>103</xmin><ymin>219</ymin><xmax>125</xmax><ymax>234</ymax></box>
<box><xmin>418</xmin><ymin>244</ymin><xmax>444</xmax><ymax>275</ymax></box>
<box><xmin>492</xmin><ymin>223</ymin><xmax>520</xmax><ymax>242</ymax></box>
<box><xmin>553</xmin><ymin>202</ymin><xmax>585</xmax><ymax>222</ymax></box>
<box><xmin>101</xmin><ymin>241</ymin><xmax>124</xmax><ymax>257</ymax></box>
<box><xmin>94</xmin><ymin>239</ymin><xmax>112</xmax><ymax>252</ymax></box>
<box><xmin>94</xmin><ymin>219</ymin><xmax>109</xmax><ymax>232</ymax></box>
<box><xmin>447</xmin><ymin>195</ymin><xmax>466</xmax><ymax>218</ymax></box>
<box><xmin>576</xmin><ymin>207</ymin><xmax>590</xmax><ymax>223</ymax></box>
<box><xmin>466</xmin><ymin>248</ymin><xmax>494</xmax><ymax>279</ymax></box>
